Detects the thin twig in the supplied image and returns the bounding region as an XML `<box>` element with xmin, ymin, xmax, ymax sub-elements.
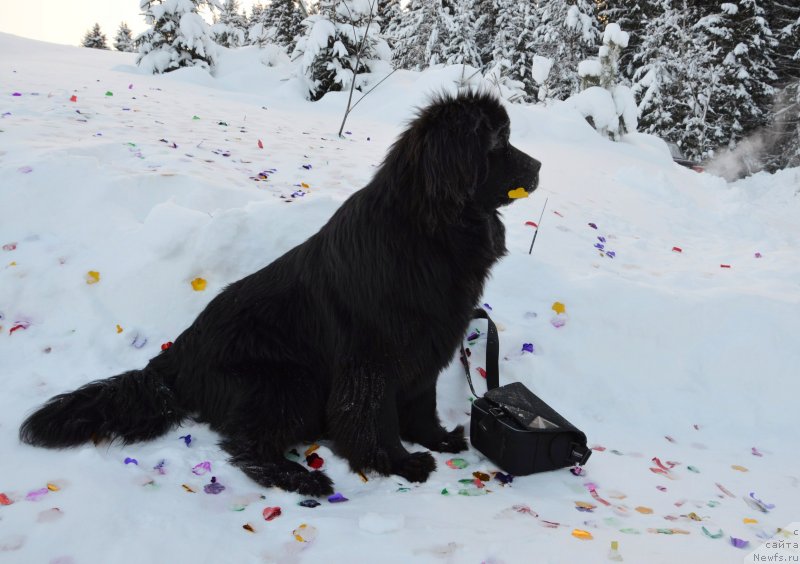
<box><xmin>528</xmin><ymin>197</ymin><xmax>549</xmax><ymax>255</ymax></box>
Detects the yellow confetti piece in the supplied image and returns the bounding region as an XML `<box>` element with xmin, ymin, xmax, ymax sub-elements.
<box><xmin>304</xmin><ymin>444</ymin><xmax>320</xmax><ymax>457</ymax></box>
<box><xmin>182</xmin><ymin>484</ymin><xmax>195</xmax><ymax>493</ymax></box>
<box><xmin>46</xmin><ymin>483</ymin><xmax>60</xmax><ymax>492</ymax></box>
<box><xmin>191</xmin><ymin>277</ymin><xmax>207</xmax><ymax>291</ymax></box>
<box><xmin>243</xmin><ymin>523</ymin><xmax>255</xmax><ymax>533</ymax></box>
<box><xmin>731</xmin><ymin>465</ymin><xmax>748</xmax><ymax>472</ymax></box>
<box><xmin>508</xmin><ymin>187</ymin><xmax>529</xmax><ymax>199</ymax></box>
<box><xmin>473</xmin><ymin>471</ymin><xmax>491</xmax><ymax>482</ymax></box>
<box><xmin>572</xmin><ymin>529</ymin><xmax>594</xmax><ymax>540</ymax></box>
<box><xmin>611</xmin><ymin>541</ymin><xmax>619</xmax><ymax>551</ymax></box>
<box><xmin>301</xmin><ymin>182</ymin><xmax>310</xmax><ymax>188</ymax></box>
<box><xmin>575</xmin><ymin>501</ymin><xmax>596</xmax><ymax>510</ymax></box>
<box><xmin>743</xmin><ymin>518</ymin><xmax>758</xmax><ymax>524</ymax></box>
<box><xmin>86</xmin><ymin>271</ymin><xmax>100</xmax><ymax>284</ymax></box>
<box><xmin>293</xmin><ymin>523</ymin><xmax>317</xmax><ymax>543</ymax></box>
<box><xmin>552</xmin><ymin>301</ymin><xmax>566</xmax><ymax>315</ymax></box>
<box><xmin>687</xmin><ymin>512</ymin><xmax>702</xmax><ymax>521</ymax></box>
<box><xmin>635</xmin><ymin>506</ymin><xmax>654</xmax><ymax>514</ymax></box>
<box><xmin>9</xmin><ymin>261</ymin><xmax>17</xmax><ymax>267</ymax></box>
<box><xmin>116</xmin><ymin>324</ymin><xmax>123</xmax><ymax>334</ymax></box>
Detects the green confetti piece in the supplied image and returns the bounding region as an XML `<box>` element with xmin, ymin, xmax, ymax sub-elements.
<box><xmin>192</xmin><ymin>115</ymin><xmax>201</xmax><ymax>120</ymax></box>
<box><xmin>707</xmin><ymin>500</ymin><xmax>720</xmax><ymax>508</ymax></box>
<box><xmin>688</xmin><ymin>466</ymin><xmax>700</xmax><ymax>473</ymax></box>
<box><xmin>702</xmin><ymin>526</ymin><xmax>724</xmax><ymax>539</ymax></box>
<box><xmin>619</xmin><ymin>528</ymin><xmax>641</xmax><ymax>535</ymax></box>
<box><xmin>441</xmin><ymin>488</ymin><xmax>449</xmax><ymax>495</ymax></box>
<box><xmin>396</xmin><ymin>487</ymin><xmax>410</xmax><ymax>493</ymax></box>
<box><xmin>655</xmin><ymin>529</ymin><xmax>675</xmax><ymax>535</ymax></box>
<box><xmin>105</xmin><ymin>91</ymin><xmax>113</xmax><ymax>96</ymax></box>
<box><xmin>458</xmin><ymin>488</ymin><xmax>487</xmax><ymax>497</ymax></box>
<box><xmin>446</xmin><ymin>458</ymin><xmax>468</xmax><ymax>469</ymax></box>
<box><xmin>458</xmin><ymin>479</ymin><xmax>474</xmax><ymax>485</ymax></box>
<box><xmin>230</xmin><ymin>504</ymin><xmax>247</xmax><ymax>512</ymax></box>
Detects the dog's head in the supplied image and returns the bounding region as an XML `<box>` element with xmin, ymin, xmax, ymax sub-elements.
<box><xmin>383</xmin><ymin>90</ymin><xmax>541</xmax><ymax>227</ymax></box>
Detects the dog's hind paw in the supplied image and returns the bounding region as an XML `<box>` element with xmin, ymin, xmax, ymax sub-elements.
<box><xmin>429</xmin><ymin>425</ymin><xmax>468</xmax><ymax>453</ymax></box>
<box><xmin>392</xmin><ymin>451</ymin><xmax>436</xmax><ymax>483</ymax></box>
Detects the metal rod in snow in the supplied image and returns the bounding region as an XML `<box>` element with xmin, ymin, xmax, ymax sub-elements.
<box><xmin>528</xmin><ymin>197</ymin><xmax>549</xmax><ymax>255</ymax></box>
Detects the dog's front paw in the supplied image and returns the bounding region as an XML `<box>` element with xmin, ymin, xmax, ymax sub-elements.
<box><xmin>392</xmin><ymin>451</ymin><xmax>436</xmax><ymax>483</ymax></box>
<box><xmin>429</xmin><ymin>425</ymin><xmax>468</xmax><ymax>453</ymax></box>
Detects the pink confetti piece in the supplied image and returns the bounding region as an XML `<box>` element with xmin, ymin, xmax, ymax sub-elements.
<box><xmin>18</xmin><ymin>166</ymin><xmax>33</xmax><ymax>173</ymax></box>
<box><xmin>715</xmin><ymin>483</ymin><xmax>735</xmax><ymax>497</ymax></box>
<box><xmin>550</xmin><ymin>316</ymin><xmax>566</xmax><ymax>329</ymax></box>
<box><xmin>2</xmin><ymin>243</ymin><xmax>16</xmax><ymax>251</ymax></box>
<box><xmin>751</xmin><ymin>447</ymin><xmax>763</xmax><ymax>457</ymax></box>
<box><xmin>262</xmin><ymin>506</ymin><xmax>282</xmax><ymax>521</ymax></box>
<box><xmin>525</xmin><ymin>221</ymin><xmax>538</xmax><ymax>227</ymax></box>
<box><xmin>192</xmin><ymin>461</ymin><xmax>211</xmax><ymax>475</ymax></box>
<box><xmin>585</xmin><ymin>483</ymin><xmax>611</xmax><ymax>506</ymax></box>
<box><xmin>26</xmin><ymin>488</ymin><xmax>49</xmax><ymax>501</ymax></box>
<box><xmin>754</xmin><ymin>252</ymin><xmax>762</xmax><ymax>258</ymax></box>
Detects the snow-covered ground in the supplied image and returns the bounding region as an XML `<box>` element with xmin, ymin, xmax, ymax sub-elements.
<box><xmin>1</xmin><ymin>33</ymin><xmax>799</xmax><ymax>563</ymax></box>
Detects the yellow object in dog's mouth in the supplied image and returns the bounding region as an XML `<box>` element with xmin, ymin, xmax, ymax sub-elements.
<box><xmin>508</xmin><ymin>187</ymin><xmax>529</xmax><ymax>199</ymax></box>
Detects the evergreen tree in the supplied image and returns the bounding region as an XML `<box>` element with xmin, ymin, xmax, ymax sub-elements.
<box><xmin>271</xmin><ymin>0</ymin><xmax>304</xmax><ymax>49</ymax></box>
<box><xmin>633</xmin><ymin>0</ymin><xmax>720</xmax><ymax>160</ymax></box>
<box><xmin>114</xmin><ymin>22</ymin><xmax>136</xmax><ymax>52</ymax></box>
<box><xmin>443</xmin><ymin>0</ymin><xmax>481</xmax><ymax>67</ymax></box>
<box><xmin>377</xmin><ymin>0</ymin><xmax>404</xmax><ymax>53</ymax></box>
<box><xmin>137</xmin><ymin>0</ymin><xmax>222</xmax><ymax>74</ymax></box>
<box><xmin>763</xmin><ymin>1</ymin><xmax>800</xmax><ymax>85</ymax></box>
<box><xmin>392</xmin><ymin>0</ymin><xmax>451</xmax><ymax>70</ymax></box>
<box><xmin>598</xmin><ymin>0</ymin><xmax>660</xmax><ymax>80</ymax></box>
<box><xmin>213</xmin><ymin>0</ymin><xmax>248</xmax><ymax>48</ymax></box>
<box><xmin>491</xmin><ymin>0</ymin><xmax>538</xmax><ymax>101</ymax></box>
<box><xmin>82</xmin><ymin>23</ymin><xmax>109</xmax><ymax>49</ymax></box>
<box><xmin>530</xmin><ymin>0</ymin><xmax>600</xmax><ymax>100</ymax></box>
<box><xmin>293</xmin><ymin>0</ymin><xmax>391</xmax><ymax>101</ymax></box>
<box><xmin>248</xmin><ymin>3</ymin><xmax>270</xmax><ymax>46</ymax></box>
<box><xmin>695</xmin><ymin>0</ymin><xmax>777</xmax><ymax>150</ymax></box>
<box><xmin>473</xmin><ymin>0</ymin><xmax>497</xmax><ymax>70</ymax></box>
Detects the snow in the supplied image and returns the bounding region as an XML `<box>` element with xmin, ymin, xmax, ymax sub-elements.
<box><xmin>603</xmin><ymin>23</ymin><xmax>629</xmax><ymax>49</ymax></box>
<box><xmin>531</xmin><ymin>55</ymin><xmax>554</xmax><ymax>85</ymax></box>
<box><xmin>578</xmin><ymin>59</ymin><xmax>602</xmax><ymax>78</ymax></box>
<box><xmin>2</xmin><ymin>31</ymin><xmax>800</xmax><ymax>564</ymax></box>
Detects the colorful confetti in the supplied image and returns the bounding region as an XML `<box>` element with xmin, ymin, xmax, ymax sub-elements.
<box><xmin>262</xmin><ymin>506</ymin><xmax>282</xmax><ymax>521</ymax></box>
<box><xmin>446</xmin><ymin>458</ymin><xmax>468</xmax><ymax>469</ymax></box>
<box><xmin>203</xmin><ymin>476</ymin><xmax>225</xmax><ymax>494</ymax></box>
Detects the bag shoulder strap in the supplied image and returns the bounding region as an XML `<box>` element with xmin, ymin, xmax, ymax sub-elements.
<box><xmin>460</xmin><ymin>308</ymin><xmax>499</xmax><ymax>395</ymax></box>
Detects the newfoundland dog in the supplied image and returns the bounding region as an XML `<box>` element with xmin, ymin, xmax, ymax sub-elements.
<box><xmin>20</xmin><ymin>91</ymin><xmax>541</xmax><ymax>496</ymax></box>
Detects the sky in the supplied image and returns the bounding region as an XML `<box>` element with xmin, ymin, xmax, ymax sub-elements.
<box><xmin>0</xmin><ymin>0</ymin><xmax>264</xmax><ymax>47</ymax></box>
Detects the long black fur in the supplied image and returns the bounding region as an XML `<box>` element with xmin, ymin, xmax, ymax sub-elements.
<box><xmin>20</xmin><ymin>91</ymin><xmax>541</xmax><ymax>497</ymax></box>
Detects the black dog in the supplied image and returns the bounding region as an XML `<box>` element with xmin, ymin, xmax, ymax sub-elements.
<box><xmin>20</xmin><ymin>91</ymin><xmax>541</xmax><ymax>496</ymax></box>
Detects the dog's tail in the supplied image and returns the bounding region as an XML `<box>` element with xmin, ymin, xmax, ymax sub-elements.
<box><xmin>19</xmin><ymin>353</ymin><xmax>185</xmax><ymax>448</ymax></box>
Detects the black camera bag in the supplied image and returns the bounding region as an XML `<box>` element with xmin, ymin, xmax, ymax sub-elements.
<box><xmin>460</xmin><ymin>308</ymin><xmax>591</xmax><ymax>476</ymax></box>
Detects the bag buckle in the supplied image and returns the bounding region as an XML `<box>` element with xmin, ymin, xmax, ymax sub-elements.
<box><xmin>568</xmin><ymin>443</ymin><xmax>592</xmax><ymax>466</ymax></box>
<box><xmin>488</xmin><ymin>406</ymin><xmax>505</xmax><ymax>418</ymax></box>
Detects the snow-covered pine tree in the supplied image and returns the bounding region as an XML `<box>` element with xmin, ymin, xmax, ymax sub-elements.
<box><xmin>443</xmin><ymin>0</ymin><xmax>481</xmax><ymax>67</ymax></box>
<box><xmin>491</xmin><ymin>0</ymin><xmax>538</xmax><ymax>101</ymax></box>
<box><xmin>530</xmin><ymin>0</ymin><xmax>600</xmax><ymax>100</ymax></box>
<box><xmin>377</xmin><ymin>0</ymin><xmax>404</xmax><ymax>53</ymax></box>
<box><xmin>248</xmin><ymin>3</ymin><xmax>270</xmax><ymax>46</ymax></box>
<box><xmin>82</xmin><ymin>23</ymin><xmax>109</xmax><ymax>49</ymax></box>
<box><xmin>694</xmin><ymin>0</ymin><xmax>777</xmax><ymax>151</ymax></box>
<box><xmin>212</xmin><ymin>0</ymin><xmax>248</xmax><ymax>48</ymax></box>
<box><xmin>114</xmin><ymin>22</ymin><xmax>136</xmax><ymax>52</ymax></box>
<box><xmin>137</xmin><ymin>0</ymin><xmax>223</xmax><ymax>74</ymax></box>
<box><xmin>473</xmin><ymin>0</ymin><xmax>497</xmax><ymax>70</ymax></box>
<box><xmin>271</xmin><ymin>0</ymin><xmax>304</xmax><ymax>49</ymax></box>
<box><xmin>633</xmin><ymin>0</ymin><xmax>720</xmax><ymax>160</ymax></box>
<box><xmin>597</xmin><ymin>0</ymin><xmax>660</xmax><ymax>80</ymax></box>
<box><xmin>293</xmin><ymin>0</ymin><xmax>391</xmax><ymax>101</ymax></box>
<box><xmin>764</xmin><ymin>2</ymin><xmax>799</xmax><ymax>86</ymax></box>
<box><xmin>575</xmin><ymin>23</ymin><xmax>637</xmax><ymax>139</ymax></box>
<box><xmin>392</xmin><ymin>0</ymin><xmax>451</xmax><ymax>70</ymax></box>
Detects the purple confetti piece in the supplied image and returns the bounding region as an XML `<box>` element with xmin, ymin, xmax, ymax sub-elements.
<box><xmin>570</xmin><ymin>466</ymin><xmax>585</xmax><ymax>476</ymax></box>
<box><xmin>521</xmin><ymin>343</ymin><xmax>534</xmax><ymax>354</ymax></box>
<box><xmin>26</xmin><ymin>488</ymin><xmax>49</xmax><ymax>501</ymax></box>
<box><xmin>749</xmin><ymin>492</ymin><xmax>775</xmax><ymax>511</ymax></box>
<box><xmin>482</xmin><ymin>303</ymin><xmax>492</xmax><ymax>311</ymax></box>
<box><xmin>345</xmin><ymin>131</ymin><xmax>352</xmax><ymax>135</ymax></box>
<box><xmin>18</xmin><ymin>166</ymin><xmax>33</xmax><ymax>173</ymax></box>
<box><xmin>179</xmin><ymin>434</ymin><xmax>192</xmax><ymax>446</ymax></box>
<box><xmin>328</xmin><ymin>492</ymin><xmax>348</xmax><ymax>503</ymax></box>
<box><xmin>467</xmin><ymin>331</ymin><xmax>480</xmax><ymax>341</ymax></box>
<box><xmin>597</xmin><ymin>236</ymin><xmax>606</xmax><ymax>243</ymax></box>
<box><xmin>12</xmin><ymin>92</ymin><xmax>22</xmax><ymax>97</ymax></box>
<box><xmin>606</xmin><ymin>251</ymin><xmax>616</xmax><ymax>259</ymax></box>
<box><xmin>124</xmin><ymin>457</ymin><xmax>138</xmax><ymax>465</ymax></box>
<box><xmin>302</xmin><ymin>164</ymin><xmax>312</xmax><ymax>170</ymax></box>
<box><xmin>754</xmin><ymin>252</ymin><xmax>762</xmax><ymax>258</ymax></box>
<box><xmin>192</xmin><ymin>461</ymin><xmax>211</xmax><ymax>475</ymax></box>
<box><xmin>751</xmin><ymin>447</ymin><xmax>763</xmax><ymax>457</ymax></box>
<box><xmin>494</xmin><ymin>472</ymin><xmax>514</xmax><ymax>484</ymax></box>
<box><xmin>588</xmin><ymin>223</ymin><xmax>597</xmax><ymax>229</ymax></box>
<box><xmin>730</xmin><ymin>537</ymin><xmax>749</xmax><ymax>549</ymax></box>
<box><xmin>129</xmin><ymin>84</ymin><xmax>134</xmax><ymax>89</ymax></box>
<box><xmin>153</xmin><ymin>460</ymin><xmax>167</xmax><ymax>474</ymax></box>
<box><xmin>299</xmin><ymin>499</ymin><xmax>321</xmax><ymax>508</ymax></box>
<box><xmin>594</xmin><ymin>243</ymin><xmax>604</xmax><ymax>250</ymax></box>
<box><xmin>204</xmin><ymin>476</ymin><xmax>225</xmax><ymax>494</ymax></box>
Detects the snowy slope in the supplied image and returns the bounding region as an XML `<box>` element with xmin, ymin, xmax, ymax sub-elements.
<box><xmin>1</xmin><ymin>33</ymin><xmax>799</xmax><ymax>564</ymax></box>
